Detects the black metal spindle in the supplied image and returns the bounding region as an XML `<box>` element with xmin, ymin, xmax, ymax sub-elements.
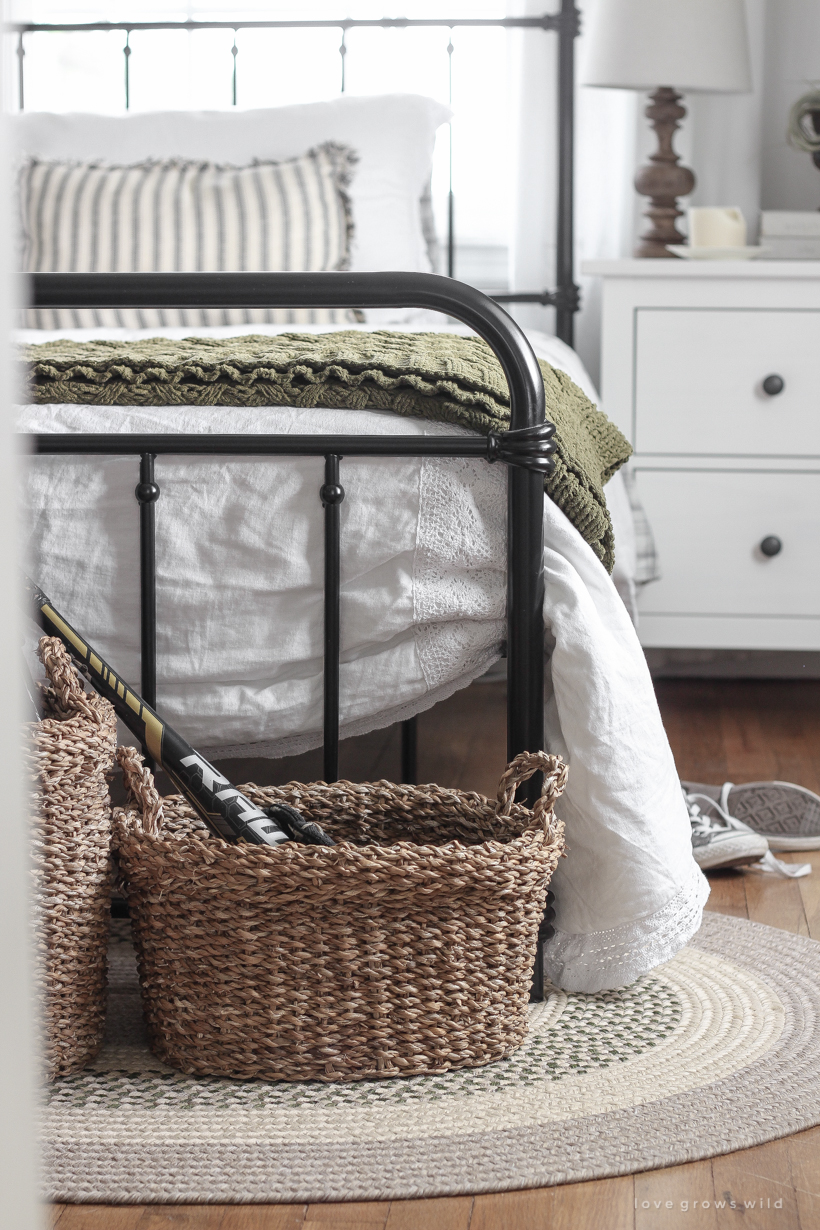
<box><xmin>17</xmin><ymin>32</ymin><xmax>25</xmax><ymax>112</ymax></box>
<box><xmin>447</xmin><ymin>33</ymin><xmax>455</xmax><ymax>279</ymax></box>
<box><xmin>135</xmin><ymin>453</ymin><xmax>159</xmax><ymax>766</ymax></box>
<box><xmin>123</xmin><ymin>30</ymin><xmax>131</xmax><ymax>110</ymax></box>
<box><xmin>320</xmin><ymin>455</ymin><xmax>344</xmax><ymax>783</ymax></box>
<box><xmin>339</xmin><ymin>27</ymin><xmax>347</xmax><ymax>93</ymax></box>
<box><xmin>401</xmin><ymin>716</ymin><xmax>417</xmax><ymax>784</ymax></box>
<box><xmin>555</xmin><ymin>0</ymin><xmax>580</xmax><ymax>346</ymax></box>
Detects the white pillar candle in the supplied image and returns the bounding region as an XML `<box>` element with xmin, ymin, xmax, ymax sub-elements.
<box><xmin>688</xmin><ymin>207</ymin><xmax>747</xmax><ymax>247</ymax></box>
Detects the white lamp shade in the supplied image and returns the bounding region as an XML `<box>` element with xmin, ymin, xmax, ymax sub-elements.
<box><xmin>581</xmin><ymin>0</ymin><xmax>752</xmax><ymax>93</ymax></box>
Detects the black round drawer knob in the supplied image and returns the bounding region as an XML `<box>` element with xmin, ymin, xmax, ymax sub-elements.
<box><xmin>762</xmin><ymin>374</ymin><xmax>785</xmax><ymax>396</ymax></box>
<box><xmin>760</xmin><ymin>536</ymin><xmax>782</xmax><ymax>557</ymax></box>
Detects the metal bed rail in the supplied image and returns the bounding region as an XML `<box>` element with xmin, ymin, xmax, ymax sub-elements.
<box><xmin>8</xmin><ymin>3</ymin><xmax>581</xmax><ymax>344</ymax></box>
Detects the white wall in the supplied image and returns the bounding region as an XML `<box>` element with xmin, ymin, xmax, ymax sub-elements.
<box><xmin>686</xmin><ymin>0</ymin><xmax>767</xmax><ymax>239</ymax></box>
<box><xmin>760</xmin><ymin>0</ymin><xmax>820</xmax><ymax>211</ymax></box>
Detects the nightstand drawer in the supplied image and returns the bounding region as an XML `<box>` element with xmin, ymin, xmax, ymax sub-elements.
<box><xmin>635</xmin><ymin>468</ymin><xmax>820</xmax><ymax>617</ymax></box>
<box><xmin>635</xmin><ymin>309</ymin><xmax>820</xmax><ymax>456</ymax></box>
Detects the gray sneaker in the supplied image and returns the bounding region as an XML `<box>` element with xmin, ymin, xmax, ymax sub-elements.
<box><xmin>682</xmin><ymin>780</ymin><xmax>820</xmax><ymax>852</ymax></box>
<box><xmin>684</xmin><ymin>789</ymin><xmax>770</xmax><ymax>871</ymax></box>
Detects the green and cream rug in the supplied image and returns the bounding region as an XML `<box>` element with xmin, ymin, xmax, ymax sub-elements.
<box><xmin>42</xmin><ymin>914</ymin><xmax>820</xmax><ymax>1203</ymax></box>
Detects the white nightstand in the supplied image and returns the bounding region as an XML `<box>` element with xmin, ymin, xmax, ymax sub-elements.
<box><xmin>583</xmin><ymin>259</ymin><xmax>820</xmax><ymax>651</ymax></box>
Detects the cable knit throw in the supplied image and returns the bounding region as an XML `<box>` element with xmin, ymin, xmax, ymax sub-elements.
<box><xmin>23</xmin><ymin>331</ymin><xmax>632</xmax><ymax>570</ymax></box>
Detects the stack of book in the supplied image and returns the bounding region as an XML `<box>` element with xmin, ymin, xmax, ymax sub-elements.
<box><xmin>760</xmin><ymin>211</ymin><xmax>820</xmax><ymax>259</ymax></box>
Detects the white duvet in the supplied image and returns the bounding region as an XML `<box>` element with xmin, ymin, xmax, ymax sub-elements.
<box><xmin>19</xmin><ymin>324</ymin><xmax>707</xmax><ymax>992</ymax></box>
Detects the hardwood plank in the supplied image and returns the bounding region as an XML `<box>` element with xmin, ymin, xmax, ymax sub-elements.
<box><xmin>711</xmin><ymin>1137</ymin><xmax>800</xmax><ymax>1227</ymax></box>
<box><xmin>770</xmin><ymin>709</ymin><xmax>820</xmax><ymax>796</ymax></box>
<box><xmin>795</xmin><ymin>852</ymin><xmax>820</xmax><ymax>941</ymax></box>
<box><xmin>744</xmin><ymin>869</ymin><xmax>809</xmax><ymax>936</ymax></box>
<box><xmin>58</xmin><ymin>1208</ymin><xmax>146</xmax><ymax>1230</ymax></box>
<box><xmin>419</xmin><ymin>687</ymin><xmax>491</xmax><ymax>793</ymax></box>
<box><xmin>720</xmin><ymin>704</ymin><xmax>781</xmax><ymax>786</ymax></box>
<box><xmin>787</xmin><ymin>1125</ymin><xmax>820</xmax><ymax>1227</ymax></box>
<box><xmin>367</xmin><ymin>726</ymin><xmax>403</xmax><ymax>783</ymax></box>
<box><xmin>383</xmin><ymin>1196</ymin><xmax>473</xmax><ymax>1230</ymax></box>
<box><xmin>701</xmin><ymin>871</ymin><xmax>748</xmax><ymax>919</ymax></box>
<box><xmin>655</xmin><ymin>680</ymin><xmax>728</xmax><ymax>784</ymax></box>
<box><xmin>635</xmin><ymin>1160</ymin><xmax>717</xmax><ymax>1229</ymax></box>
<box><xmin>552</xmin><ymin>1176</ymin><xmax>633</xmax><ymax>1229</ymax></box>
<box><xmin>470</xmin><ymin>1188</ymin><xmax>554</xmax><ymax>1230</ymax></box>
<box><xmin>303</xmin><ymin>1223</ymin><xmax>388</xmax><ymax>1230</ymax></box>
<box><xmin>304</xmin><ymin>1203</ymin><xmax>390</xmax><ymax>1224</ymax></box>
<box><xmin>136</xmin><ymin>1208</ymin><xmax>227</xmax><ymax>1229</ymax></box>
<box><xmin>444</xmin><ymin>681</ymin><xmax>507</xmax><ymax>799</ymax></box>
<box><xmin>220</xmin><ymin>1207</ymin><xmax>307</xmax><ymax>1230</ymax></box>
<box><xmin>47</xmin><ymin>1206</ymin><xmax>67</xmax><ymax>1228</ymax></box>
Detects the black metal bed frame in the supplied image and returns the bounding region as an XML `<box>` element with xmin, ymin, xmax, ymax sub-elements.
<box><xmin>9</xmin><ymin>3</ymin><xmax>581</xmax><ymax>345</ymax></box>
<box><xmin>28</xmin><ymin>269</ymin><xmax>557</xmax><ymax>996</ymax></box>
<box><xmin>18</xmin><ymin>10</ymin><xmax>580</xmax><ymax>997</ymax></box>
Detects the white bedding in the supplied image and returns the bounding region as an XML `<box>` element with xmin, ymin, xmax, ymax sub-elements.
<box><xmin>19</xmin><ymin>324</ymin><xmax>707</xmax><ymax>992</ymax></box>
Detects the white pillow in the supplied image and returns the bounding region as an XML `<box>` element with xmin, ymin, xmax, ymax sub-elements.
<box><xmin>13</xmin><ymin>94</ymin><xmax>451</xmax><ymax>319</ymax></box>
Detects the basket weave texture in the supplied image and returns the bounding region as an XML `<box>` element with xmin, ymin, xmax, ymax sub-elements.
<box><xmin>114</xmin><ymin>748</ymin><xmax>567</xmax><ymax>1083</ymax></box>
<box><xmin>27</xmin><ymin>636</ymin><xmax>117</xmax><ymax>1080</ymax></box>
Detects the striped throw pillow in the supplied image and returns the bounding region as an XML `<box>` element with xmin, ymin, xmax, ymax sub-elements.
<box><xmin>19</xmin><ymin>143</ymin><xmax>356</xmax><ymax>329</ymax></box>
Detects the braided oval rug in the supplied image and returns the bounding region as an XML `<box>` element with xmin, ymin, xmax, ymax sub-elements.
<box><xmin>41</xmin><ymin>913</ymin><xmax>820</xmax><ymax>1204</ymax></box>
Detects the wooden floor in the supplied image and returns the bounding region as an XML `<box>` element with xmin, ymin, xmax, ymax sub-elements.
<box><xmin>52</xmin><ymin>678</ymin><xmax>820</xmax><ymax>1230</ymax></box>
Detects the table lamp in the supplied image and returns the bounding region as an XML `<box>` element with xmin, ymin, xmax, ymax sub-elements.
<box><xmin>581</xmin><ymin>0</ymin><xmax>752</xmax><ymax>256</ymax></box>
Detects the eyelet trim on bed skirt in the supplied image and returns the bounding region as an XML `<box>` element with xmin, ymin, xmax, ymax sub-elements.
<box><xmin>413</xmin><ymin>453</ymin><xmax>506</xmax><ymax>692</ymax></box>
<box><xmin>543</xmin><ymin>857</ymin><xmax>711</xmax><ymax>993</ymax></box>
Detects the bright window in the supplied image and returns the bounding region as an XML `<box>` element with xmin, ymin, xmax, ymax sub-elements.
<box><xmin>6</xmin><ymin>0</ymin><xmax>522</xmax><ymax>291</ymax></box>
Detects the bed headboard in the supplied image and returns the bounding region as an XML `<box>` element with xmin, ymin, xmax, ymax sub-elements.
<box><xmin>9</xmin><ymin>4</ymin><xmax>581</xmax><ymax>345</ymax></box>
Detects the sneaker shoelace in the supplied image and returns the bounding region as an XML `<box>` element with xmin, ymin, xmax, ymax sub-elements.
<box><xmin>684</xmin><ymin>786</ymin><xmax>811</xmax><ymax>879</ymax></box>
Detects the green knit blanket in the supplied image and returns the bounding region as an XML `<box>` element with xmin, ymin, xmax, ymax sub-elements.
<box><xmin>23</xmin><ymin>332</ymin><xmax>631</xmax><ymax>571</ymax></box>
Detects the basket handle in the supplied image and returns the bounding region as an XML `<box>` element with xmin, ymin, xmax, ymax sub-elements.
<box><xmin>38</xmin><ymin>635</ymin><xmax>102</xmax><ymax>725</ymax></box>
<box><xmin>116</xmin><ymin>744</ymin><xmax>164</xmax><ymax>837</ymax></box>
<box><xmin>495</xmin><ymin>750</ymin><xmax>568</xmax><ymax>830</ymax></box>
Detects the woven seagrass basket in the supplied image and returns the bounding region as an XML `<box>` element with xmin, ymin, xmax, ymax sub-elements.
<box><xmin>27</xmin><ymin>636</ymin><xmax>118</xmax><ymax>1080</ymax></box>
<box><xmin>114</xmin><ymin>746</ymin><xmax>566</xmax><ymax>1083</ymax></box>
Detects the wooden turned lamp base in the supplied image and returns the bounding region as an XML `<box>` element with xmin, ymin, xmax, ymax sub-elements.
<box><xmin>634</xmin><ymin>87</ymin><xmax>695</xmax><ymax>258</ymax></box>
